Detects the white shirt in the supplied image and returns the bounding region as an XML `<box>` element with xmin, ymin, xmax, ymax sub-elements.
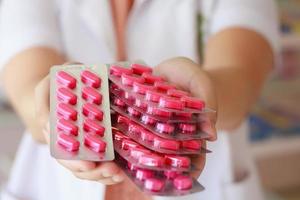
<box><xmin>0</xmin><ymin>0</ymin><xmax>279</xmax><ymax>200</ymax></box>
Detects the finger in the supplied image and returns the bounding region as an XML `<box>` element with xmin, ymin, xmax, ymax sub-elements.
<box><xmin>73</xmin><ymin>162</ymin><xmax>125</xmax><ymax>182</ymax></box>
<box><xmin>190</xmin><ymin>142</ymin><xmax>207</xmax><ymax>178</ymax></box>
<box><xmin>57</xmin><ymin>159</ymin><xmax>97</xmax><ymax>173</ymax></box>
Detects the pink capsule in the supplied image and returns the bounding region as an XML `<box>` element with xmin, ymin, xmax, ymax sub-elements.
<box><xmin>82</xmin><ymin>103</ymin><xmax>104</xmax><ymax>121</ymax></box>
<box><xmin>165</xmin><ymin>155</ymin><xmax>191</xmax><ymax>168</ymax></box>
<box><xmin>136</xmin><ymin>169</ymin><xmax>154</xmax><ymax>181</ymax></box>
<box><xmin>133</xmin><ymin>82</ymin><xmax>154</xmax><ymax>95</ymax></box>
<box><xmin>138</xmin><ymin>154</ymin><xmax>164</xmax><ymax>167</ymax></box>
<box><xmin>57</xmin><ymin>87</ymin><xmax>77</xmax><ymax>105</ymax></box>
<box><xmin>154</xmin><ymin>82</ymin><xmax>176</xmax><ymax>92</ymax></box>
<box><xmin>82</xmin><ymin>87</ymin><xmax>102</xmax><ymax>105</ymax></box>
<box><xmin>164</xmin><ymin>171</ymin><xmax>181</xmax><ymax>179</ymax></box>
<box><xmin>181</xmin><ymin>140</ymin><xmax>202</xmax><ymax>150</ymax></box>
<box><xmin>167</xmin><ymin>89</ymin><xmax>189</xmax><ymax>98</ymax></box>
<box><xmin>127</xmin><ymin>107</ymin><xmax>141</xmax><ymax>118</ymax></box>
<box><xmin>114</xmin><ymin>98</ymin><xmax>126</xmax><ymax>107</ymax></box>
<box><xmin>134</xmin><ymin>98</ymin><xmax>147</xmax><ymax>109</ymax></box>
<box><xmin>121</xmin><ymin>74</ymin><xmax>145</xmax><ymax>86</ymax></box>
<box><xmin>123</xmin><ymin>91</ymin><xmax>135</xmax><ymax>101</ymax></box>
<box><xmin>131</xmin><ymin>63</ymin><xmax>153</xmax><ymax>75</ymax></box>
<box><xmin>117</xmin><ymin>115</ymin><xmax>130</xmax><ymax>125</ymax></box>
<box><xmin>121</xmin><ymin>139</ymin><xmax>140</xmax><ymax>150</ymax></box>
<box><xmin>127</xmin><ymin>161</ymin><xmax>137</xmax><ymax>171</ymax></box>
<box><xmin>56</xmin><ymin>71</ymin><xmax>76</xmax><ymax>89</ymax></box>
<box><xmin>173</xmin><ymin>175</ymin><xmax>193</xmax><ymax>190</ymax></box>
<box><xmin>110</xmin><ymin>65</ymin><xmax>133</xmax><ymax>77</ymax></box>
<box><xmin>144</xmin><ymin>178</ymin><xmax>165</xmax><ymax>192</ymax></box>
<box><xmin>113</xmin><ymin>131</ymin><xmax>130</xmax><ymax>142</ymax></box>
<box><xmin>129</xmin><ymin>147</ymin><xmax>151</xmax><ymax>160</ymax></box>
<box><xmin>57</xmin><ymin>103</ymin><xmax>77</xmax><ymax>121</ymax></box>
<box><xmin>181</xmin><ymin>96</ymin><xmax>205</xmax><ymax>110</ymax></box>
<box><xmin>83</xmin><ymin>119</ymin><xmax>105</xmax><ymax>136</ymax></box>
<box><xmin>57</xmin><ymin>119</ymin><xmax>78</xmax><ymax>136</ymax></box>
<box><xmin>57</xmin><ymin>133</ymin><xmax>80</xmax><ymax>152</ymax></box>
<box><xmin>81</xmin><ymin>70</ymin><xmax>101</xmax><ymax>88</ymax></box>
<box><xmin>84</xmin><ymin>134</ymin><xmax>106</xmax><ymax>152</ymax></box>
<box><xmin>156</xmin><ymin>123</ymin><xmax>175</xmax><ymax>134</ymax></box>
<box><xmin>159</xmin><ymin>96</ymin><xmax>184</xmax><ymax>110</ymax></box>
<box><xmin>128</xmin><ymin>122</ymin><xmax>142</xmax><ymax>135</ymax></box>
<box><xmin>141</xmin><ymin>115</ymin><xmax>157</xmax><ymax>126</ymax></box>
<box><xmin>153</xmin><ymin>137</ymin><xmax>180</xmax><ymax>150</ymax></box>
<box><xmin>179</xmin><ymin>123</ymin><xmax>197</xmax><ymax>134</ymax></box>
<box><xmin>140</xmin><ymin>129</ymin><xmax>155</xmax><ymax>143</ymax></box>
<box><xmin>174</xmin><ymin>112</ymin><xmax>193</xmax><ymax>119</ymax></box>
<box><xmin>142</xmin><ymin>73</ymin><xmax>164</xmax><ymax>84</ymax></box>
<box><xmin>147</xmin><ymin>106</ymin><xmax>172</xmax><ymax>118</ymax></box>
<box><xmin>145</xmin><ymin>90</ymin><xmax>163</xmax><ymax>103</ymax></box>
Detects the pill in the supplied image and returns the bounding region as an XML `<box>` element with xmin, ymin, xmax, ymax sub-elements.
<box><xmin>140</xmin><ymin>129</ymin><xmax>155</xmax><ymax>143</ymax></box>
<box><xmin>82</xmin><ymin>87</ymin><xmax>102</xmax><ymax>105</ymax></box>
<box><xmin>83</xmin><ymin>119</ymin><xmax>105</xmax><ymax>136</ymax></box>
<box><xmin>121</xmin><ymin>74</ymin><xmax>145</xmax><ymax>86</ymax></box>
<box><xmin>57</xmin><ymin>133</ymin><xmax>80</xmax><ymax>152</ymax></box>
<box><xmin>181</xmin><ymin>140</ymin><xmax>202</xmax><ymax>150</ymax></box>
<box><xmin>131</xmin><ymin>63</ymin><xmax>153</xmax><ymax>75</ymax></box>
<box><xmin>179</xmin><ymin>123</ymin><xmax>197</xmax><ymax>133</ymax></box>
<box><xmin>138</xmin><ymin>154</ymin><xmax>164</xmax><ymax>167</ymax></box>
<box><xmin>113</xmin><ymin>131</ymin><xmax>130</xmax><ymax>142</ymax></box>
<box><xmin>164</xmin><ymin>171</ymin><xmax>181</xmax><ymax>179</ymax></box>
<box><xmin>57</xmin><ymin>119</ymin><xmax>78</xmax><ymax>136</ymax></box>
<box><xmin>57</xmin><ymin>87</ymin><xmax>77</xmax><ymax>105</ymax></box>
<box><xmin>165</xmin><ymin>155</ymin><xmax>191</xmax><ymax>168</ymax></box>
<box><xmin>136</xmin><ymin>169</ymin><xmax>154</xmax><ymax>181</ymax></box>
<box><xmin>81</xmin><ymin>70</ymin><xmax>101</xmax><ymax>88</ymax></box>
<box><xmin>134</xmin><ymin>98</ymin><xmax>147</xmax><ymax>109</ymax></box>
<box><xmin>127</xmin><ymin>107</ymin><xmax>141</xmax><ymax>118</ymax></box>
<box><xmin>84</xmin><ymin>134</ymin><xmax>106</xmax><ymax>152</ymax></box>
<box><xmin>145</xmin><ymin>90</ymin><xmax>163</xmax><ymax>103</ymax></box>
<box><xmin>114</xmin><ymin>97</ymin><xmax>126</xmax><ymax>107</ymax></box>
<box><xmin>129</xmin><ymin>147</ymin><xmax>151</xmax><ymax>160</ymax></box>
<box><xmin>181</xmin><ymin>96</ymin><xmax>205</xmax><ymax>110</ymax></box>
<box><xmin>117</xmin><ymin>115</ymin><xmax>130</xmax><ymax>125</ymax></box>
<box><xmin>159</xmin><ymin>96</ymin><xmax>184</xmax><ymax>110</ymax></box>
<box><xmin>82</xmin><ymin>103</ymin><xmax>104</xmax><ymax>121</ymax></box>
<box><xmin>153</xmin><ymin>137</ymin><xmax>180</xmax><ymax>150</ymax></box>
<box><xmin>173</xmin><ymin>175</ymin><xmax>193</xmax><ymax>190</ymax></box>
<box><xmin>154</xmin><ymin>82</ymin><xmax>176</xmax><ymax>92</ymax></box>
<box><xmin>141</xmin><ymin>115</ymin><xmax>157</xmax><ymax>126</ymax></box>
<box><xmin>156</xmin><ymin>123</ymin><xmax>175</xmax><ymax>134</ymax></box>
<box><xmin>121</xmin><ymin>139</ymin><xmax>140</xmax><ymax>150</ymax></box>
<box><xmin>167</xmin><ymin>89</ymin><xmax>189</xmax><ymax>98</ymax></box>
<box><xmin>133</xmin><ymin>82</ymin><xmax>154</xmax><ymax>95</ymax></box>
<box><xmin>144</xmin><ymin>178</ymin><xmax>165</xmax><ymax>192</ymax></box>
<box><xmin>128</xmin><ymin>122</ymin><xmax>142</xmax><ymax>135</ymax></box>
<box><xmin>56</xmin><ymin>71</ymin><xmax>76</xmax><ymax>89</ymax></box>
<box><xmin>127</xmin><ymin>161</ymin><xmax>138</xmax><ymax>171</ymax></box>
<box><xmin>110</xmin><ymin>65</ymin><xmax>133</xmax><ymax>77</ymax></box>
<box><xmin>147</xmin><ymin>106</ymin><xmax>172</xmax><ymax>118</ymax></box>
<box><xmin>174</xmin><ymin>112</ymin><xmax>193</xmax><ymax>119</ymax></box>
<box><xmin>124</xmin><ymin>91</ymin><xmax>134</xmax><ymax>100</ymax></box>
<box><xmin>57</xmin><ymin>103</ymin><xmax>77</xmax><ymax>121</ymax></box>
<box><xmin>142</xmin><ymin>73</ymin><xmax>164</xmax><ymax>84</ymax></box>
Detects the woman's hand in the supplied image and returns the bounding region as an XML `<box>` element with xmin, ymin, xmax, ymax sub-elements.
<box><xmin>34</xmin><ymin>74</ymin><xmax>126</xmax><ymax>185</ymax></box>
<box><xmin>154</xmin><ymin>57</ymin><xmax>218</xmax><ymax>178</ymax></box>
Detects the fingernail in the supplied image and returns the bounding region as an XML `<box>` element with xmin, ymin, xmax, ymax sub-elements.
<box><xmin>112</xmin><ymin>175</ymin><xmax>124</xmax><ymax>183</ymax></box>
<box><xmin>102</xmin><ymin>171</ymin><xmax>112</xmax><ymax>178</ymax></box>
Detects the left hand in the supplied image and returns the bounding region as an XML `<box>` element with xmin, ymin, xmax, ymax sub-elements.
<box><xmin>154</xmin><ymin>57</ymin><xmax>218</xmax><ymax>178</ymax></box>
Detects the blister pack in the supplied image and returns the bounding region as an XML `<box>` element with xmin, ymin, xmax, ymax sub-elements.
<box><xmin>113</xmin><ymin>130</ymin><xmax>205</xmax><ymax>196</ymax></box>
<box><xmin>50</xmin><ymin>64</ymin><xmax>114</xmax><ymax>161</ymax></box>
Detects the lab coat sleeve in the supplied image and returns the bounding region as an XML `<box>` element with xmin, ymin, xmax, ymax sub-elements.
<box><xmin>206</xmin><ymin>0</ymin><xmax>280</xmax><ymax>53</ymax></box>
<box><xmin>0</xmin><ymin>0</ymin><xmax>62</xmax><ymax>69</ymax></box>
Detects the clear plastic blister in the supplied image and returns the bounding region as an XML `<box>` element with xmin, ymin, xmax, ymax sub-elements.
<box><xmin>50</xmin><ymin>64</ymin><xmax>114</xmax><ymax>161</ymax></box>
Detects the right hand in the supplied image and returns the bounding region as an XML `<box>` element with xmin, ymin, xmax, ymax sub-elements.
<box><xmin>34</xmin><ymin>75</ymin><xmax>126</xmax><ymax>185</ymax></box>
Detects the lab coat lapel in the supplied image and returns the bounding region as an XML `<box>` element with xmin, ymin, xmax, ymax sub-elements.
<box><xmin>77</xmin><ymin>0</ymin><xmax>117</xmax><ymax>57</ymax></box>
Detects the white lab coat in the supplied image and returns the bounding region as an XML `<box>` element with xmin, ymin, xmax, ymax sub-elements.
<box><xmin>0</xmin><ymin>0</ymin><xmax>279</xmax><ymax>200</ymax></box>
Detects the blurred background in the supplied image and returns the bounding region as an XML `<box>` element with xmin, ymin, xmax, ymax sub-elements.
<box><xmin>0</xmin><ymin>0</ymin><xmax>299</xmax><ymax>200</ymax></box>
